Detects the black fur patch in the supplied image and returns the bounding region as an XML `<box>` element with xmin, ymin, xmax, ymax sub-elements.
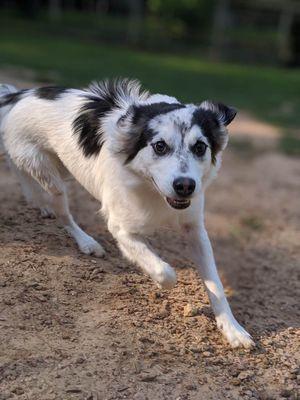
<box><xmin>192</xmin><ymin>109</ymin><xmax>225</xmax><ymax>164</ymax></box>
<box><xmin>73</xmin><ymin>95</ymin><xmax>115</xmax><ymax>157</ymax></box>
<box><xmin>124</xmin><ymin>127</ymin><xmax>157</xmax><ymax>163</ymax></box>
<box><xmin>214</xmin><ymin>102</ymin><xmax>236</xmax><ymax>126</ymax></box>
<box><xmin>124</xmin><ymin>102</ymin><xmax>185</xmax><ymax>163</ymax></box>
<box><xmin>0</xmin><ymin>90</ymin><xmax>27</xmax><ymax>107</ymax></box>
<box><xmin>132</xmin><ymin>102</ymin><xmax>185</xmax><ymax>125</ymax></box>
<box><xmin>73</xmin><ymin>78</ymin><xmax>150</xmax><ymax>157</ymax></box>
<box><xmin>35</xmin><ymin>86</ymin><xmax>67</xmax><ymax>100</ymax></box>
<box><xmin>73</xmin><ymin>79</ymin><xmax>145</xmax><ymax>158</ymax></box>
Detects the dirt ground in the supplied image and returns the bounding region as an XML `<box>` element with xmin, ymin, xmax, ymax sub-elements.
<box><xmin>0</xmin><ymin>73</ymin><xmax>299</xmax><ymax>400</ymax></box>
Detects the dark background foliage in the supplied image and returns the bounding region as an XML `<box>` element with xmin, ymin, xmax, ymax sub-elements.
<box><xmin>0</xmin><ymin>0</ymin><xmax>299</xmax><ymax>153</ymax></box>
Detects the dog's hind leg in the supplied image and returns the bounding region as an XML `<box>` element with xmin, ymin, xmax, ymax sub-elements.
<box><xmin>49</xmin><ymin>190</ymin><xmax>105</xmax><ymax>257</ymax></box>
<box><xmin>10</xmin><ymin>147</ymin><xmax>105</xmax><ymax>257</ymax></box>
<box><xmin>10</xmin><ymin>164</ymin><xmax>56</xmax><ymax>218</ymax></box>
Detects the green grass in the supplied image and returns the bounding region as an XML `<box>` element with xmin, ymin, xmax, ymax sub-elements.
<box><xmin>0</xmin><ymin>14</ymin><xmax>299</xmax><ymax>154</ymax></box>
<box><xmin>279</xmin><ymin>133</ymin><xmax>300</xmax><ymax>156</ymax></box>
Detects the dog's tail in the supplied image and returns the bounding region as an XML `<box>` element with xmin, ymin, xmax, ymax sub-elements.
<box><xmin>0</xmin><ymin>83</ymin><xmax>19</xmax><ymax>119</ymax></box>
<box><xmin>0</xmin><ymin>83</ymin><xmax>18</xmax><ymax>104</ymax></box>
<box><xmin>0</xmin><ymin>84</ymin><xmax>18</xmax><ymax>102</ymax></box>
<box><xmin>0</xmin><ymin>83</ymin><xmax>18</xmax><ymax>96</ymax></box>
<box><xmin>0</xmin><ymin>84</ymin><xmax>18</xmax><ymax>157</ymax></box>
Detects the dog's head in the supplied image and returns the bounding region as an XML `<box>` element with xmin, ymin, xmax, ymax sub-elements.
<box><xmin>107</xmin><ymin>94</ymin><xmax>236</xmax><ymax>210</ymax></box>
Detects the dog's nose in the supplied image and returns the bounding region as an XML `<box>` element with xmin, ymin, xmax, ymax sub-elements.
<box><xmin>173</xmin><ymin>177</ymin><xmax>196</xmax><ymax>197</ymax></box>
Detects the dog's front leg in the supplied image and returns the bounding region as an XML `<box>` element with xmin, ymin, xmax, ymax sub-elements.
<box><xmin>111</xmin><ymin>228</ymin><xmax>176</xmax><ymax>289</ymax></box>
<box><xmin>186</xmin><ymin>224</ymin><xmax>254</xmax><ymax>348</ymax></box>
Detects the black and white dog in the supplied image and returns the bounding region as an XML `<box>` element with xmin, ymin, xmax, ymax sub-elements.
<box><xmin>0</xmin><ymin>79</ymin><xmax>254</xmax><ymax>348</ymax></box>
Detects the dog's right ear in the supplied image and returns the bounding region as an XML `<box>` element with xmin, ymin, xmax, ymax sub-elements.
<box><xmin>200</xmin><ymin>101</ymin><xmax>237</xmax><ymax>126</ymax></box>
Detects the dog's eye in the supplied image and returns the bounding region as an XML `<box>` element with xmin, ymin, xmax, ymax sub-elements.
<box><xmin>152</xmin><ymin>140</ymin><xmax>169</xmax><ymax>156</ymax></box>
<box><xmin>192</xmin><ymin>141</ymin><xmax>207</xmax><ymax>157</ymax></box>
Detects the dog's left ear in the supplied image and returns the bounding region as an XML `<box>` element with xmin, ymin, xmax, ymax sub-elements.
<box><xmin>113</xmin><ymin>106</ymin><xmax>145</xmax><ymax>161</ymax></box>
<box><xmin>200</xmin><ymin>101</ymin><xmax>237</xmax><ymax>126</ymax></box>
<box><xmin>117</xmin><ymin>105</ymin><xmax>135</xmax><ymax>130</ymax></box>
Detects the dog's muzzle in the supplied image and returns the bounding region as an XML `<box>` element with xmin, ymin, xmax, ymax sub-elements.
<box><xmin>151</xmin><ymin>177</ymin><xmax>192</xmax><ymax>210</ymax></box>
<box><xmin>165</xmin><ymin>177</ymin><xmax>195</xmax><ymax>209</ymax></box>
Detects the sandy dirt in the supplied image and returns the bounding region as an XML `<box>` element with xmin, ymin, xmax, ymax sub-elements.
<box><xmin>0</xmin><ymin>73</ymin><xmax>299</xmax><ymax>400</ymax></box>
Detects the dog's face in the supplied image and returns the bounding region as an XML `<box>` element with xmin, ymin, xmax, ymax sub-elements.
<box><xmin>114</xmin><ymin>100</ymin><xmax>236</xmax><ymax>210</ymax></box>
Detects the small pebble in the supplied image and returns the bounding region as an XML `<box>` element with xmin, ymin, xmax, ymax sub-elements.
<box><xmin>238</xmin><ymin>370</ymin><xmax>254</xmax><ymax>380</ymax></box>
<box><xmin>231</xmin><ymin>378</ymin><xmax>241</xmax><ymax>386</ymax></box>
<box><xmin>280</xmin><ymin>389</ymin><xmax>292</xmax><ymax>398</ymax></box>
<box><xmin>140</xmin><ymin>373</ymin><xmax>157</xmax><ymax>382</ymax></box>
<box><xmin>12</xmin><ymin>387</ymin><xmax>24</xmax><ymax>395</ymax></box>
<box><xmin>183</xmin><ymin>303</ymin><xmax>198</xmax><ymax>317</ymax></box>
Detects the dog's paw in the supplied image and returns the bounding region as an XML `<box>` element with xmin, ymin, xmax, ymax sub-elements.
<box><xmin>155</xmin><ymin>263</ymin><xmax>177</xmax><ymax>290</ymax></box>
<box><xmin>40</xmin><ymin>206</ymin><xmax>56</xmax><ymax>219</ymax></box>
<box><xmin>78</xmin><ymin>237</ymin><xmax>105</xmax><ymax>258</ymax></box>
<box><xmin>217</xmin><ymin>316</ymin><xmax>255</xmax><ymax>349</ymax></box>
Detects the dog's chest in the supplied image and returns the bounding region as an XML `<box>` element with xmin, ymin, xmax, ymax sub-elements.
<box><xmin>102</xmin><ymin>185</ymin><xmax>181</xmax><ymax>234</ymax></box>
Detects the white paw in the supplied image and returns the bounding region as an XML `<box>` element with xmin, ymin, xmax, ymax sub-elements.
<box><xmin>78</xmin><ymin>237</ymin><xmax>105</xmax><ymax>258</ymax></box>
<box><xmin>155</xmin><ymin>263</ymin><xmax>177</xmax><ymax>290</ymax></box>
<box><xmin>40</xmin><ymin>206</ymin><xmax>56</xmax><ymax>219</ymax></box>
<box><xmin>217</xmin><ymin>316</ymin><xmax>255</xmax><ymax>349</ymax></box>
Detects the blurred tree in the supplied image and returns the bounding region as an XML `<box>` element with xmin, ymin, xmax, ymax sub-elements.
<box><xmin>289</xmin><ymin>15</ymin><xmax>300</xmax><ymax>66</ymax></box>
<box><xmin>148</xmin><ymin>0</ymin><xmax>215</xmax><ymax>40</ymax></box>
<box><xmin>277</xmin><ymin>1</ymin><xmax>300</xmax><ymax>67</ymax></box>
<box><xmin>210</xmin><ymin>0</ymin><xmax>231</xmax><ymax>60</ymax></box>
<box><xmin>49</xmin><ymin>0</ymin><xmax>62</xmax><ymax>20</ymax></box>
<box><xmin>19</xmin><ymin>0</ymin><xmax>41</xmax><ymax>18</ymax></box>
<box><xmin>128</xmin><ymin>0</ymin><xmax>143</xmax><ymax>45</ymax></box>
<box><xmin>278</xmin><ymin>1</ymin><xmax>294</xmax><ymax>65</ymax></box>
<box><xmin>95</xmin><ymin>0</ymin><xmax>109</xmax><ymax>13</ymax></box>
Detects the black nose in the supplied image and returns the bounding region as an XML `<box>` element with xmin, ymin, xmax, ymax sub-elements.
<box><xmin>173</xmin><ymin>177</ymin><xmax>196</xmax><ymax>197</ymax></box>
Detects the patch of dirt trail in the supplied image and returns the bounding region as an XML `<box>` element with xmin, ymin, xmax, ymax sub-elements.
<box><xmin>0</xmin><ymin>72</ymin><xmax>299</xmax><ymax>400</ymax></box>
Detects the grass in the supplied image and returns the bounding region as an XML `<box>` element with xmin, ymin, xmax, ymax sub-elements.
<box><xmin>0</xmin><ymin>13</ymin><xmax>299</xmax><ymax>154</ymax></box>
<box><xmin>279</xmin><ymin>133</ymin><xmax>300</xmax><ymax>156</ymax></box>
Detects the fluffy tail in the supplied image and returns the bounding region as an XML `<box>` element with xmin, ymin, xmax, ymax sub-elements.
<box><xmin>0</xmin><ymin>83</ymin><xmax>19</xmax><ymax>115</ymax></box>
<box><xmin>0</xmin><ymin>83</ymin><xmax>18</xmax><ymax>97</ymax></box>
<box><xmin>0</xmin><ymin>84</ymin><xmax>18</xmax><ymax>156</ymax></box>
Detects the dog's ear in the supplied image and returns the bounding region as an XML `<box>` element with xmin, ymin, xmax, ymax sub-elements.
<box><xmin>199</xmin><ymin>101</ymin><xmax>237</xmax><ymax>126</ymax></box>
<box><xmin>117</xmin><ymin>105</ymin><xmax>135</xmax><ymax>130</ymax></box>
<box><xmin>114</xmin><ymin>106</ymin><xmax>145</xmax><ymax>162</ymax></box>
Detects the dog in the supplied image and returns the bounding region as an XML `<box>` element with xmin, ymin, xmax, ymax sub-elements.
<box><xmin>0</xmin><ymin>79</ymin><xmax>254</xmax><ymax>348</ymax></box>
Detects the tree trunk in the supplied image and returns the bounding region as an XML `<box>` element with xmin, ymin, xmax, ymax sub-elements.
<box><xmin>210</xmin><ymin>0</ymin><xmax>231</xmax><ymax>60</ymax></box>
<box><xmin>278</xmin><ymin>2</ymin><xmax>294</xmax><ymax>65</ymax></box>
<box><xmin>49</xmin><ymin>0</ymin><xmax>62</xmax><ymax>20</ymax></box>
<box><xmin>128</xmin><ymin>0</ymin><xmax>143</xmax><ymax>46</ymax></box>
<box><xmin>19</xmin><ymin>0</ymin><xmax>40</xmax><ymax>19</ymax></box>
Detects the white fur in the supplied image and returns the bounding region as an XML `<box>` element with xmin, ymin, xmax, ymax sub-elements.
<box><xmin>0</xmin><ymin>82</ymin><xmax>253</xmax><ymax>348</ymax></box>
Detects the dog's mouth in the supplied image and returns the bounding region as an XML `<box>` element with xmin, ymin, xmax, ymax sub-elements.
<box><xmin>150</xmin><ymin>178</ymin><xmax>191</xmax><ymax>210</ymax></box>
<box><xmin>166</xmin><ymin>197</ymin><xmax>191</xmax><ymax>210</ymax></box>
